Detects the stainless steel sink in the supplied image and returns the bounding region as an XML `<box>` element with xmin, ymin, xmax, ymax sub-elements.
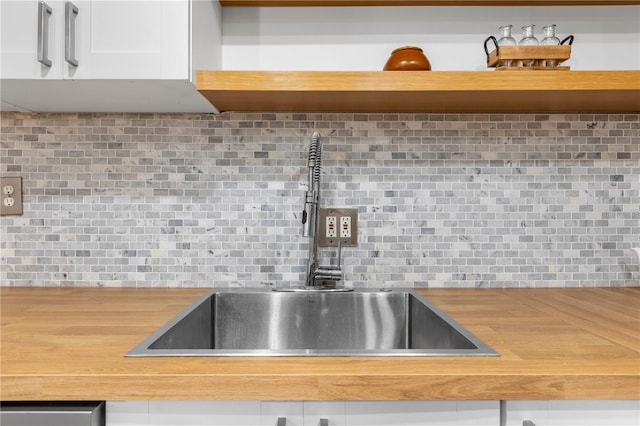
<box><xmin>126</xmin><ymin>289</ymin><xmax>498</xmax><ymax>357</ymax></box>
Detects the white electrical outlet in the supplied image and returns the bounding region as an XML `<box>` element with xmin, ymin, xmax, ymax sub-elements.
<box><xmin>326</xmin><ymin>216</ymin><xmax>337</xmax><ymax>238</ymax></box>
<box><xmin>0</xmin><ymin>177</ymin><xmax>23</xmax><ymax>216</ymax></box>
<box><xmin>340</xmin><ymin>216</ymin><xmax>351</xmax><ymax>238</ymax></box>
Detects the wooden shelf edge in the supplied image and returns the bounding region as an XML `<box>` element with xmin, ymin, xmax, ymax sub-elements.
<box><xmin>196</xmin><ymin>70</ymin><xmax>640</xmax><ymax>113</ymax></box>
<box><xmin>220</xmin><ymin>1</ymin><xmax>640</xmax><ymax>6</ymax></box>
<box><xmin>197</xmin><ymin>70</ymin><xmax>640</xmax><ymax>91</ymax></box>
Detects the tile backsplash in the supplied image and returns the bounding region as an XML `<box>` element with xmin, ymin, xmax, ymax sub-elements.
<box><xmin>1</xmin><ymin>112</ymin><xmax>638</xmax><ymax>288</ymax></box>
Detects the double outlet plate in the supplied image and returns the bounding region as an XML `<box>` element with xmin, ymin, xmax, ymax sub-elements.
<box><xmin>318</xmin><ymin>208</ymin><xmax>358</xmax><ymax>247</ymax></box>
<box><xmin>1</xmin><ymin>177</ymin><xmax>23</xmax><ymax>216</ymax></box>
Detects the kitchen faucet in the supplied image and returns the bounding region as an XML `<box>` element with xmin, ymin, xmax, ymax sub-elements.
<box><xmin>300</xmin><ymin>132</ymin><xmax>347</xmax><ymax>290</ymax></box>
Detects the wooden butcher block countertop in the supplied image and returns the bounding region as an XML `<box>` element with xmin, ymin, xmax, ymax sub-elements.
<box><xmin>1</xmin><ymin>287</ymin><xmax>638</xmax><ymax>401</ymax></box>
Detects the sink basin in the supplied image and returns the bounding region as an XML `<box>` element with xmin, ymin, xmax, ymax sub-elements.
<box><xmin>126</xmin><ymin>289</ymin><xmax>498</xmax><ymax>357</ymax></box>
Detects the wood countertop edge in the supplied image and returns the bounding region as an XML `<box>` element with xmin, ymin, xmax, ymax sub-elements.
<box><xmin>3</xmin><ymin>374</ymin><xmax>639</xmax><ymax>401</ymax></box>
<box><xmin>1</xmin><ymin>287</ymin><xmax>639</xmax><ymax>401</ymax></box>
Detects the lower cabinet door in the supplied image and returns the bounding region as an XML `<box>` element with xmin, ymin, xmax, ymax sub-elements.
<box><xmin>107</xmin><ymin>401</ymin><xmax>261</xmax><ymax>426</ymax></box>
<box><xmin>505</xmin><ymin>400</ymin><xmax>640</xmax><ymax>426</ymax></box>
<box><xmin>261</xmin><ymin>401</ymin><xmax>346</xmax><ymax>426</ymax></box>
<box><xmin>260</xmin><ymin>401</ymin><xmax>304</xmax><ymax>426</ymax></box>
<box><xmin>346</xmin><ymin>400</ymin><xmax>500</xmax><ymax>426</ymax></box>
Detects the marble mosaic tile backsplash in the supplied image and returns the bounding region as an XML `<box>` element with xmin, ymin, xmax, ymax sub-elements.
<box><xmin>1</xmin><ymin>112</ymin><xmax>638</xmax><ymax>288</ymax></box>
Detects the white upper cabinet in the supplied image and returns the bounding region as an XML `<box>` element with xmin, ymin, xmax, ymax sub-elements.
<box><xmin>1</xmin><ymin>1</ymin><xmax>65</xmax><ymax>79</ymax></box>
<box><xmin>1</xmin><ymin>0</ymin><xmax>189</xmax><ymax>79</ymax></box>
<box><xmin>0</xmin><ymin>0</ymin><xmax>220</xmax><ymax>112</ymax></box>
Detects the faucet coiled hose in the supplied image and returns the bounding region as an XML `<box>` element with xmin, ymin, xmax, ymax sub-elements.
<box><xmin>302</xmin><ymin>132</ymin><xmax>321</xmax><ymax>238</ymax></box>
<box><xmin>309</xmin><ymin>132</ymin><xmax>321</xmax><ymax>184</ymax></box>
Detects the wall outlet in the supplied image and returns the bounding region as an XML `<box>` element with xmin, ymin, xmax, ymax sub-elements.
<box><xmin>0</xmin><ymin>177</ymin><xmax>23</xmax><ymax>216</ymax></box>
<box><xmin>340</xmin><ymin>216</ymin><xmax>351</xmax><ymax>238</ymax></box>
<box><xmin>319</xmin><ymin>207</ymin><xmax>357</xmax><ymax>247</ymax></box>
<box><xmin>326</xmin><ymin>216</ymin><xmax>337</xmax><ymax>238</ymax></box>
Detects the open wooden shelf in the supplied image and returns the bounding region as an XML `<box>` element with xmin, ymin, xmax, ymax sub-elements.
<box><xmin>220</xmin><ymin>1</ymin><xmax>640</xmax><ymax>6</ymax></box>
<box><xmin>196</xmin><ymin>70</ymin><xmax>640</xmax><ymax>113</ymax></box>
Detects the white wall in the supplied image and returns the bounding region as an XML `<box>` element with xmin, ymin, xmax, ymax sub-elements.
<box><xmin>221</xmin><ymin>5</ymin><xmax>640</xmax><ymax>71</ymax></box>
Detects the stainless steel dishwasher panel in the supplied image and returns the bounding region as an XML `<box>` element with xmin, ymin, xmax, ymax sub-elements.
<box><xmin>0</xmin><ymin>401</ymin><xmax>105</xmax><ymax>426</ymax></box>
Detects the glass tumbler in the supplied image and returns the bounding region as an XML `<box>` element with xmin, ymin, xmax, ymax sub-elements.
<box><xmin>519</xmin><ymin>25</ymin><xmax>539</xmax><ymax>66</ymax></box>
<box><xmin>497</xmin><ymin>24</ymin><xmax>517</xmax><ymax>67</ymax></box>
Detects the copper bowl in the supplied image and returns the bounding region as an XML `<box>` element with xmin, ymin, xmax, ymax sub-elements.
<box><xmin>383</xmin><ymin>46</ymin><xmax>431</xmax><ymax>71</ymax></box>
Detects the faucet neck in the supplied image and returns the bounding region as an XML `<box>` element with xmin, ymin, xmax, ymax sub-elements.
<box><xmin>304</xmin><ymin>132</ymin><xmax>322</xmax><ymax>286</ymax></box>
<box><xmin>301</xmin><ymin>133</ymin><xmax>345</xmax><ymax>289</ymax></box>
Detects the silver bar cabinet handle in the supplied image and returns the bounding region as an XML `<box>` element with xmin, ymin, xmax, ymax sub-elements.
<box><xmin>276</xmin><ymin>417</ymin><xmax>286</xmax><ymax>426</ymax></box>
<box><xmin>523</xmin><ymin>421</ymin><xmax>536</xmax><ymax>426</ymax></box>
<box><xmin>318</xmin><ymin>419</ymin><xmax>328</xmax><ymax>426</ymax></box>
<box><xmin>65</xmin><ymin>2</ymin><xmax>79</xmax><ymax>66</ymax></box>
<box><xmin>37</xmin><ymin>1</ymin><xmax>53</xmax><ymax>67</ymax></box>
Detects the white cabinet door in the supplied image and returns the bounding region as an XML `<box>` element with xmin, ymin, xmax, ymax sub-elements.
<box><xmin>106</xmin><ymin>400</ymin><xmax>150</xmax><ymax>426</ymax></box>
<box><xmin>107</xmin><ymin>401</ymin><xmax>262</xmax><ymax>426</ymax></box>
<box><xmin>75</xmin><ymin>0</ymin><xmax>189</xmax><ymax>80</ymax></box>
<box><xmin>346</xmin><ymin>401</ymin><xmax>499</xmax><ymax>426</ymax></box>
<box><xmin>1</xmin><ymin>0</ymin><xmax>64</xmax><ymax>79</ymax></box>
<box><xmin>148</xmin><ymin>401</ymin><xmax>262</xmax><ymax>426</ymax></box>
<box><xmin>261</xmin><ymin>401</ymin><xmax>346</xmax><ymax>426</ymax></box>
<box><xmin>506</xmin><ymin>400</ymin><xmax>640</xmax><ymax>426</ymax></box>
<box><xmin>261</xmin><ymin>401</ymin><xmax>304</xmax><ymax>426</ymax></box>
<box><xmin>303</xmin><ymin>401</ymin><xmax>345</xmax><ymax>426</ymax></box>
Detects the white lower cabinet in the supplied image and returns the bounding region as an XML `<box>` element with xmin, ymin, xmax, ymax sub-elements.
<box><xmin>505</xmin><ymin>400</ymin><xmax>640</xmax><ymax>426</ymax></box>
<box><xmin>106</xmin><ymin>400</ymin><xmax>498</xmax><ymax>426</ymax></box>
<box><xmin>106</xmin><ymin>400</ymin><xmax>639</xmax><ymax>426</ymax></box>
